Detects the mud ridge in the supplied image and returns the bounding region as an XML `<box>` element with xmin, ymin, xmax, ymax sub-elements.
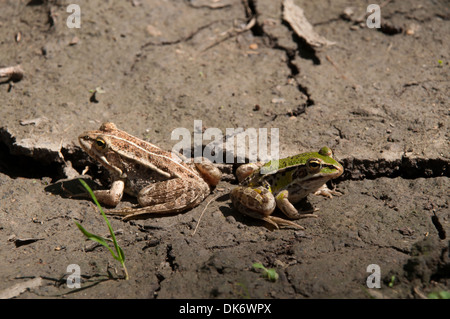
<box><xmin>0</xmin><ymin>132</ymin><xmax>60</xmax><ymax>180</ymax></box>
<box><xmin>0</xmin><ymin>132</ymin><xmax>447</xmax><ymax>184</ymax></box>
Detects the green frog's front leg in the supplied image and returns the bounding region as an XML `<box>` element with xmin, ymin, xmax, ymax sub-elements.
<box><xmin>275</xmin><ymin>190</ymin><xmax>318</xmax><ymax>219</ymax></box>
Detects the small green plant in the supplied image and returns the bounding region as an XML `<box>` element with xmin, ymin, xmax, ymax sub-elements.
<box><xmin>388</xmin><ymin>275</ymin><xmax>395</xmax><ymax>288</ymax></box>
<box><xmin>252</xmin><ymin>263</ymin><xmax>279</xmax><ymax>282</ymax></box>
<box><xmin>88</xmin><ymin>87</ymin><xmax>105</xmax><ymax>94</ymax></box>
<box><xmin>74</xmin><ymin>179</ymin><xmax>128</xmax><ymax>280</ymax></box>
<box><xmin>428</xmin><ymin>291</ymin><xmax>450</xmax><ymax>299</ymax></box>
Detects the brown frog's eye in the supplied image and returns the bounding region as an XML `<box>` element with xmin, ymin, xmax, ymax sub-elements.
<box><xmin>94</xmin><ymin>137</ymin><xmax>107</xmax><ymax>150</ymax></box>
<box><xmin>307</xmin><ymin>158</ymin><xmax>321</xmax><ymax>171</ymax></box>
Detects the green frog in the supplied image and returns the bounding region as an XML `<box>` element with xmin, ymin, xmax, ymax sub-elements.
<box><xmin>230</xmin><ymin>147</ymin><xmax>344</xmax><ymax>229</ymax></box>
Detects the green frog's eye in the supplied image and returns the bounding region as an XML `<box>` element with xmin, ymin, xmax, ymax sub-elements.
<box><xmin>307</xmin><ymin>159</ymin><xmax>321</xmax><ymax>171</ymax></box>
<box><xmin>95</xmin><ymin>137</ymin><xmax>107</xmax><ymax>150</ymax></box>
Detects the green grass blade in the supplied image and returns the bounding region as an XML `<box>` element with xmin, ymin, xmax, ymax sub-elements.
<box><xmin>78</xmin><ymin>179</ymin><xmax>125</xmax><ymax>262</ymax></box>
<box><xmin>78</xmin><ymin>179</ymin><xmax>102</xmax><ymax>208</ymax></box>
<box><xmin>74</xmin><ymin>221</ymin><xmax>119</xmax><ymax>260</ymax></box>
<box><xmin>76</xmin><ymin>179</ymin><xmax>128</xmax><ymax>279</ymax></box>
<box><xmin>252</xmin><ymin>263</ymin><xmax>265</xmax><ymax>270</ymax></box>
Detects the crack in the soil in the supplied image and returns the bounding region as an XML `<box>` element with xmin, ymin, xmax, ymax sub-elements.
<box><xmin>0</xmin><ymin>135</ymin><xmax>448</xmax><ymax>183</ymax></box>
<box><xmin>339</xmin><ymin>156</ymin><xmax>449</xmax><ymax>181</ymax></box>
<box><xmin>243</xmin><ymin>0</ymin><xmax>316</xmax><ymax>112</ymax></box>
<box><xmin>153</xmin><ymin>243</ymin><xmax>178</xmax><ymax>298</ymax></box>
<box><xmin>134</xmin><ymin>0</ymin><xmax>318</xmax><ymax>113</ymax></box>
<box><xmin>165</xmin><ymin>244</ymin><xmax>178</xmax><ymax>271</ymax></box>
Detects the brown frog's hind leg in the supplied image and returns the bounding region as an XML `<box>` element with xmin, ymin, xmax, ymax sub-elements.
<box><xmin>105</xmin><ymin>178</ymin><xmax>209</xmax><ymax>220</ymax></box>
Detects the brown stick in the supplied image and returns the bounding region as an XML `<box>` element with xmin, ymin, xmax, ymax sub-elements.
<box><xmin>0</xmin><ymin>65</ymin><xmax>24</xmax><ymax>83</ymax></box>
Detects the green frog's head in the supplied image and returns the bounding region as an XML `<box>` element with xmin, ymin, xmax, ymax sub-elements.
<box><xmin>260</xmin><ymin>146</ymin><xmax>344</xmax><ymax>182</ymax></box>
<box><xmin>305</xmin><ymin>146</ymin><xmax>344</xmax><ymax>179</ymax></box>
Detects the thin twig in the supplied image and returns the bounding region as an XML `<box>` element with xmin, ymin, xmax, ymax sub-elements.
<box><xmin>192</xmin><ymin>194</ymin><xmax>220</xmax><ymax>236</ymax></box>
<box><xmin>141</xmin><ymin>20</ymin><xmax>222</xmax><ymax>49</ymax></box>
<box><xmin>199</xmin><ymin>17</ymin><xmax>256</xmax><ymax>54</ymax></box>
<box><xmin>413</xmin><ymin>286</ymin><xmax>428</xmax><ymax>299</ymax></box>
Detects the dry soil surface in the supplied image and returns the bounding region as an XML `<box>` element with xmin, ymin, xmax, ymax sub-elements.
<box><xmin>0</xmin><ymin>0</ymin><xmax>448</xmax><ymax>299</ymax></box>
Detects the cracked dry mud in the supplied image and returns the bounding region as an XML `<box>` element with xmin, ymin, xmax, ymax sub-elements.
<box><xmin>0</xmin><ymin>0</ymin><xmax>448</xmax><ymax>299</ymax></box>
